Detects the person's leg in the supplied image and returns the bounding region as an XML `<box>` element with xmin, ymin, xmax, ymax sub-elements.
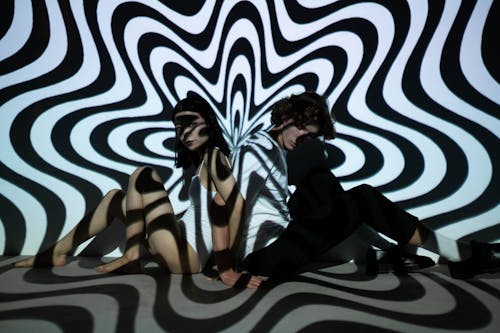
<box><xmin>242</xmin><ymin>169</ymin><xmax>348</xmax><ymax>282</ymax></box>
<box><xmin>96</xmin><ymin>166</ymin><xmax>149</xmax><ymax>273</ymax></box>
<box><xmin>407</xmin><ymin>227</ymin><xmax>425</xmax><ymax>246</ymax></box>
<box><xmin>126</xmin><ymin>166</ymin><xmax>202</xmax><ymax>273</ymax></box>
<box><xmin>345</xmin><ymin>184</ymin><xmax>435</xmax><ymax>273</ymax></box>
<box><xmin>243</xmin><ymin>169</ymin><xmax>428</xmax><ymax>281</ymax></box>
<box><xmin>15</xmin><ymin>189</ymin><xmax>125</xmax><ymax>267</ymax></box>
<box><xmin>141</xmin><ymin>167</ymin><xmax>200</xmax><ymax>273</ymax></box>
<box><xmin>346</xmin><ymin>184</ymin><xmax>426</xmax><ymax>246</ymax></box>
<box><xmin>241</xmin><ymin>222</ymin><xmax>322</xmax><ymax>279</ymax></box>
<box><xmin>96</xmin><ymin>166</ymin><xmax>201</xmax><ymax>274</ymax></box>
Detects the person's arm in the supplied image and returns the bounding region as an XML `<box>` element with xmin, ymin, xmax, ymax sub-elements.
<box><xmin>204</xmin><ymin>149</ymin><xmax>261</xmax><ymax>288</ymax></box>
<box><xmin>205</xmin><ymin>149</ymin><xmax>245</xmax><ymax>248</ymax></box>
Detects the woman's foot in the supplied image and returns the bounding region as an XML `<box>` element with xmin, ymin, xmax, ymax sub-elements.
<box><xmin>95</xmin><ymin>252</ymin><xmax>142</xmax><ymax>274</ymax></box>
<box><xmin>14</xmin><ymin>245</ymin><xmax>67</xmax><ymax>268</ymax></box>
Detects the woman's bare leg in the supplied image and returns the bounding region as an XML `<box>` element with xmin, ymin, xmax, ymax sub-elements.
<box><xmin>15</xmin><ymin>189</ymin><xmax>125</xmax><ymax>267</ymax></box>
<box><xmin>140</xmin><ymin>167</ymin><xmax>200</xmax><ymax>273</ymax></box>
<box><xmin>96</xmin><ymin>166</ymin><xmax>149</xmax><ymax>273</ymax></box>
<box><xmin>97</xmin><ymin>166</ymin><xmax>200</xmax><ymax>274</ymax></box>
<box><xmin>144</xmin><ymin>167</ymin><xmax>200</xmax><ymax>273</ymax></box>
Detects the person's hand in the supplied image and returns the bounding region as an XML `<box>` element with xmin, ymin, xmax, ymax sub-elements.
<box><xmin>219</xmin><ymin>268</ymin><xmax>262</xmax><ymax>288</ymax></box>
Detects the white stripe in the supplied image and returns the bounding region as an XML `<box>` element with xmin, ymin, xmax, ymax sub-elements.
<box><xmin>381</xmin><ymin>0</ymin><xmax>446</xmax><ymax>201</ymax></box>
<box><xmin>0</xmin><ymin>178</ymin><xmax>46</xmax><ymax>255</ymax></box>
<box><xmin>460</xmin><ymin>0</ymin><xmax>500</xmax><ymax>105</ymax></box>
<box><xmin>0</xmin><ymin>0</ymin><xmax>33</xmax><ymax>62</ymax></box>
<box><xmin>414</xmin><ymin>0</ymin><xmax>494</xmax><ymax>218</ymax></box>
<box><xmin>0</xmin><ymin>1</ymin><xmax>66</xmax><ymax>89</ymax></box>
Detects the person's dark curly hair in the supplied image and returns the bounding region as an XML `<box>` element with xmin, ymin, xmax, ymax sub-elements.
<box><xmin>172</xmin><ymin>92</ymin><xmax>230</xmax><ymax>168</ymax></box>
<box><xmin>270</xmin><ymin>91</ymin><xmax>335</xmax><ymax>139</ymax></box>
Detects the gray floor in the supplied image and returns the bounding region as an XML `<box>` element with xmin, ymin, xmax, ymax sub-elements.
<box><xmin>1</xmin><ymin>255</ymin><xmax>499</xmax><ymax>333</ymax></box>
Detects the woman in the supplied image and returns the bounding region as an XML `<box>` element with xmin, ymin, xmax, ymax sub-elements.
<box><xmin>15</xmin><ymin>93</ymin><xmax>262</xmax><ymax>288</ymax></box>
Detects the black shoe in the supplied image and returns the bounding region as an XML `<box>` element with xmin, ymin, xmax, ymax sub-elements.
<box><xmin>448</xmin><ymin>241</ymin><xmax>500</xmax><ymax>279</ymax></box>
<box><xmin>365</xmin><ymin>245</ymin><xmax>435</xmax><ymax>275</ymax></box>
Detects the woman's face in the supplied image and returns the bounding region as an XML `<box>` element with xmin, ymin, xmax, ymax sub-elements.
<box><xmin>279</xmin><ymin>118</ymin><xmax>320</xmax><ymax>150</ymax></box>
<box><xmin>174</xmin><ymin>111</ymin><xmax>209</xmax><ymax>152</ymax></box>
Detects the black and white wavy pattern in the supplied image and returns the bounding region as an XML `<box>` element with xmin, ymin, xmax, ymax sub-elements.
<box><xmin>0</xmin><ymin>1</ymin><xmax>499</xmax><ymax>259</ymax></box>
<box><xmin>1</xmin><ymin>257</ymin><xmax>500</xmax><ymax>332</ymax></box>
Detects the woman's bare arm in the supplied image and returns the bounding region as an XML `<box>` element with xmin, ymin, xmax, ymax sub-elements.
<box><xmin>205</xmin><ymin>149</ymin><xmax>246</xmax><ymax>249</ymax></box>
<box><xmin>204</xmin><ymin>149</ymin><xmax>261</xmax><ymax>288</ymax></box>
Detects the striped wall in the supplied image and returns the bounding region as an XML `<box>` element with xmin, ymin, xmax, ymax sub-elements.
<box><xmin>0</xmin><ymin>0</ymin><xmax>498</xmax><ymax>256</ymax></box>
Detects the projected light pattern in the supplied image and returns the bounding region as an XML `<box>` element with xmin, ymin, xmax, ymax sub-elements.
<box><xmin>0</xmin><ymin>1</ymin><xmax>499</xmax><ymax>256</ymax></box>
<box><xmin>1</xmin><ymin>258</ymin><xmax>500</xmax><ymax>332</ymax></box>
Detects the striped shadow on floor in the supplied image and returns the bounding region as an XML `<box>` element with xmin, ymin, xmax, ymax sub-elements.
<box><xmin>0</xmin><ymin>256</ymin><xmax>499</xmax><ymax>333</ymax></box>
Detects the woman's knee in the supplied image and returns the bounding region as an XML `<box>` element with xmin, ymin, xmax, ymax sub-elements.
<box><xmin>105</xmin><ymin>188</ymin><xmax>125</xmax><ymax>199</ymax></box>
<box><xmin>131</xmin><ymin>166</ymin><xmax>164</xmax><ymax>193</ymax></box>
<box><xmin>104</xmin><ymin>189</ymin><xmax>126</xmax><ymax>218</ymax></box>
<box><xmin>130</xmin><ymin>166</ymin><xmax>150</xmax><ymax>179</ymax></box>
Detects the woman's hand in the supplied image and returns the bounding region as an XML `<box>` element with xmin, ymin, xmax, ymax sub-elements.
<box><xmin>219</xmin><ymin>268</ymin><xmax>262</xmax><ymax>288</ymax></box>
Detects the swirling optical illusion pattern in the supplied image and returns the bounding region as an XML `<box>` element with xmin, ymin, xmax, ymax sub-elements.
<box><xmin>0</xmin><ymin>1</ymin><xmax>499</xmax><ymax>257</ymax></box>
<box><xmin>1</xmin><ymin>257</ymin><xmax>499</xmax><ymax>332</ymax></box>
<box><xmin>0</xmin><ymin>1</ymin><xmax>499</xmax><ymax>332</ymax></box>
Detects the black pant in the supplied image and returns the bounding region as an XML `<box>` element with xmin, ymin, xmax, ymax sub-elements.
<box><xmin>241</xmin><ymin>168</ymin><xmax>418</xmax><ymax>280</ymax></box>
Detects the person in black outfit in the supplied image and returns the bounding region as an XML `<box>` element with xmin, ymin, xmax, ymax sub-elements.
<box><xmin>241</xmin><ymin>91</ymin><xmax>499</xmax><ymax>284</ymax></box>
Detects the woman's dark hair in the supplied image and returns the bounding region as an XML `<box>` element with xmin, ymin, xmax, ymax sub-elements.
<box><xmin>172</xmin><ymin>92</ymin><xmax>230</xmax><ymax>168</ymax></box>
<box><xmin>271</xmin><ymin>91</ymin><xmax>335</xmax><ymax>139</ymax></box>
